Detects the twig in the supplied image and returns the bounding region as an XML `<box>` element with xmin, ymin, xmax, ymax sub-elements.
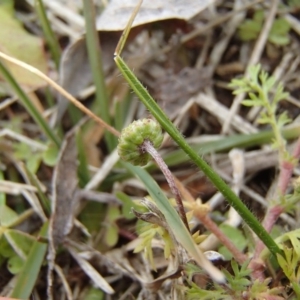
<box><xmin>195</xmin><ymin>206</ymin><xmax>247</xmax><ymax>265</ymax></box>
<box><xmin>0</xmin><ymin>51</ymin><xmax>120</xmax><ymax>138</ymax></box>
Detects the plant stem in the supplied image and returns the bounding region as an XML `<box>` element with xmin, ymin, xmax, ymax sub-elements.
<box><xmin>115</xmin><ymin>55</ymin><xmax>282</xmax><ymax>259</ymax></box>
<box><xmin>142</xmin><ymin>140</ymin><xmax>189</xmax><ymax>230</ymax></box>
<box><xmin>125</xmin><ymin>162</ymin><xmax>226</xmax><ymax>283</ymax></box>
<box><xmin>278</xmin><ymin>135</ymin><xmax>300</xmax><ymax>195</ymax></box>
<box><xmin>253</xmin><ymin>205</ymin><xmax>284</xmax><ymax>261</ymax></box>
<box><xmin>253</xmin><ymin>136</ymin><xmax>300</xmax><ymax>261</ymax></box>
<box><xmin>195</xmin><ymin>208</ymin><xmax>247</xmax><ymax>264</ymax></box>
<box><xmin>256</xmin><ymin>85</ymin><xmax>287</xmax><ymax>162</ymax></box>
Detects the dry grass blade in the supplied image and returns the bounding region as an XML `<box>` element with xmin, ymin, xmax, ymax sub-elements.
<box><xmin>68</xmin><ymin>247</ymin><xmax>115</xmax><ymax>295</ymax></box>
<box><xmin>0</xmin><ymin>51</ymin><xmax>120</xmax><ymax>137</ymax></box>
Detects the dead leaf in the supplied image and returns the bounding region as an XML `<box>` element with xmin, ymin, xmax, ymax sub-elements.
<box><xmin>0</xmin><ymin>1</ymin><xmax>47</xmax><ymax>91</ymax></box>
<box><xmin>48</xmin><ymin>131</ymin><xmax>78</xmax><ymax>300</ymax></box>
<box><xmin>96</xmin><ymin>0</ymin><xmax>216</xmax><ymax>31</ymax></box>
<box><xmin>52</xmin><ymin>37</ymin><xmax>92</xmax><ymax>125</ymax></box>
<box><xmin>52</xmin><ymin>33</ymin><xmax>118</xmax><ymax>125</ymax></box>
<box><xmin>50</xmin><ymin>132</ymin><xmax>78</xmax><ymax>248</ymax></box>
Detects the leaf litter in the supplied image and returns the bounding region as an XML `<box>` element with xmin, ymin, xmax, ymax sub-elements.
<box><xmin>1</xmin><ymin>0</ymin><xmax>300</xmax><ymax>299</ymax></box>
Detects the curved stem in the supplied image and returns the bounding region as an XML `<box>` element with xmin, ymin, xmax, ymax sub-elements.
<box><xmin>142</xmin><ymin>140</ymin><xmax>189</xmax><ymax>230</ymax></box>
<box><xmin>196</xmin><ymin>210</ymin><xmax>247</xmax><ymax>264</ymax></box>
<box><xmin>115</xmin><ymin>55</ymin><xmax>282</xmax><ymax>259</ymax></box>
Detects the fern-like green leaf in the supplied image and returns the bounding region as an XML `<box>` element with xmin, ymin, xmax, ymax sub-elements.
<box><xmin>277</xmin><ymin>112</ymin><xmax>292</xmax><ymax>128</ymax></box>
<box><xmin>273</xmin><ymin>85</ymin><xmax>289</xmax><ymax>103</ymax></box>
<box><xmin>186</xmin><ymin>282</ymin><xmax>229</xmax><ymax>300</ymax></box>
<box><xmin>257</xmin><ymin>112</ymin><xmax>272</xmax><ymax>124</ymax></box>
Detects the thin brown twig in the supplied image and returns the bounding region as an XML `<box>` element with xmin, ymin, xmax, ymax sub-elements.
<box><xmin>0</xmin><ymin>51</ymin><xmax>120</xmax><ymax>137</ymax></box>
<box><xmin>195</xmin><ymin>208</ymin><xmax>247</xmax><ymax>265</ymax></box>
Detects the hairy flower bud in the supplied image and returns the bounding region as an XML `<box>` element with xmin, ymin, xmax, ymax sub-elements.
<box><xmin>118</xmin><ymin>119</ymin><xmax>163</xmax><ymax>166</ymax></box>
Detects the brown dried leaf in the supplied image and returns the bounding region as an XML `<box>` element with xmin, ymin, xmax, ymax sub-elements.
<box><xmin>52</xmin><ymin>37</ymin><xmax>92</xmax><ymax>124</ymax></box>
<box><xmin>53</xmin><ymin>33</ymin><xmax>118</xmax><ymax>125</ymax></box>
<box><xmin>50</xmin><ymin>132</ymin><xmax>78</xmax><ymax>248</ymax></box>
<box><xmin>68</xmin><ymin>247</ymin><xmax>114</xmax><ymax>295</ymax></box>
<box><xmin>47</xmin><ymin>132</ymin><xmax>78</xmax><ymax>299</ymax></box>
<box><xmin>96</xmin><ymin>0</ymin><xmax>216</xmax><ymax>31</ymax></box>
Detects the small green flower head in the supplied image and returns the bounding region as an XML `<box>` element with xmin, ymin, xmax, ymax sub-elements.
<box><xmin>118</xmin><ymin>119</ymin><xmax>163</xmax><ymax>166</ymax></box>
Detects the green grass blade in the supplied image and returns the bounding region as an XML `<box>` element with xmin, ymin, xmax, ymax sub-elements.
<box><xmin>102</xmin><ymin>125</ymin><xmax>300</xmax><ymax>186</ymax></box>
<box><xmin>115</xmin><ymin>55</ymin><xmax>282</xmax><ymax>258</ymax></box>
<box><xmin>10</xmin><ymin>222</ymin><xmax>48</xmax><ymax>299</ymax></box>
<box><xmin>0</xmin><ymin>61</ymin><xmax>61</xmax><ymax>147</ymax></box>
<box><xmin>34</xmin><ymin>0</ymin><xmax>61</xmax><ymax>69</ymax></box>
<box><xmin>162</xmin><ymin>124</ymin><xmax>300</xmax><ymax>168</ymax></box>
<box><xmin>114</xmin><ymin>0</ymin><xmax>142</xmax><ymax>56</ymax></box>
<box><xmin>124</xmin><ymin>162</ymin><xmax>225</xmax><ymax>283</ymax></box>
<box><xmin>82</xmin><ymin>0</ymin><xmax>116</xmax><ymax>151</ymax></box>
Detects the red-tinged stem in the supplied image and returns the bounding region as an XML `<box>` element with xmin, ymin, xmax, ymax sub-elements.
<box><xmin>252</xmin><ymin>137</ymin><xmax>300</xmax><ymax>273</ymax></box>
<box><xmin>278</xmin><ymin>136</ymin><xmax>300</xmax><ymax>195</ymax></box>
<box><xmin>278</xmin><ymin>160</ymin><xmax>296</xmax><ymax>196</ymax></box>
<box><xmin>195</xmin><ymin>210</ymin><xmax>247</xmax><ymax>264</ymax></box>
<box><xmin>253</xmin><ymin>205</ymin><xmax>284</xmax><ymax>262</ymax></box>
<box><xmin>141</xmin><ymin>139</ymin><xmax>189</xmax><ymax>230</ymax></box>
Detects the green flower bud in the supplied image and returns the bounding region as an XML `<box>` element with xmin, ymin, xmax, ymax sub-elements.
<box><xmin>118</xmin><ymin>119</ymin><xmax>163</xmax><ymax>166</ymax></box>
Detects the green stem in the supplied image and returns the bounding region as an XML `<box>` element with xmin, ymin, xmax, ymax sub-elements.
<box><xmin>258</xmin><ymin>87</ymin><xmax>286</xmax><ymax>159</ymax></box>
<box><xmin>0</xmin><ymin>60</ymin><xmax>61</xmax><ymax>147</ymax></box>
<box><xmin>82</xmin><ymin>0</ymin><xmax>115</xmax><ymax>151</ymax></box>
<box><xmin>34</xmin><ymin>0</ymin><xmax>61</xmax><ymax>69</ymax></box>
<box><xmin>292</xmin><ymin>282</ymin><xmax>300</xmax><ymax>298</ymax></box>
<box><xmin>115</xmin><ymin>55</ymin><xmax>282</xmax><ymax>258</ymax></box>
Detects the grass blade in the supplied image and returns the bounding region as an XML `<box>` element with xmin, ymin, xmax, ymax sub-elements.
<box><xmin>82</xmin><ymin>0</ymin><xmax>116</xmax><ymax>150</ymax></box>
<box><xmin>10</xmin><ymin>222</ymin><xmax>48</xmax><ymax>299</ymax></box>
<box><xmin>34</xmin><ymin>0</ymin><xmax>61</xmax><ymax>69</ymax></box>
<box><xmin>163</xmin><ymin>124</ymin><xmax>300</xmax><ymax>167</ymax></box>
<box><xmin>0</xmin><ymin>60</ymin><xmax>61</xmax><ymax>147</ymax></box>
<box><xmin>124</xmin><ymin>162</ymin><xmax>225</xmax><ymax>283</ymax></box>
